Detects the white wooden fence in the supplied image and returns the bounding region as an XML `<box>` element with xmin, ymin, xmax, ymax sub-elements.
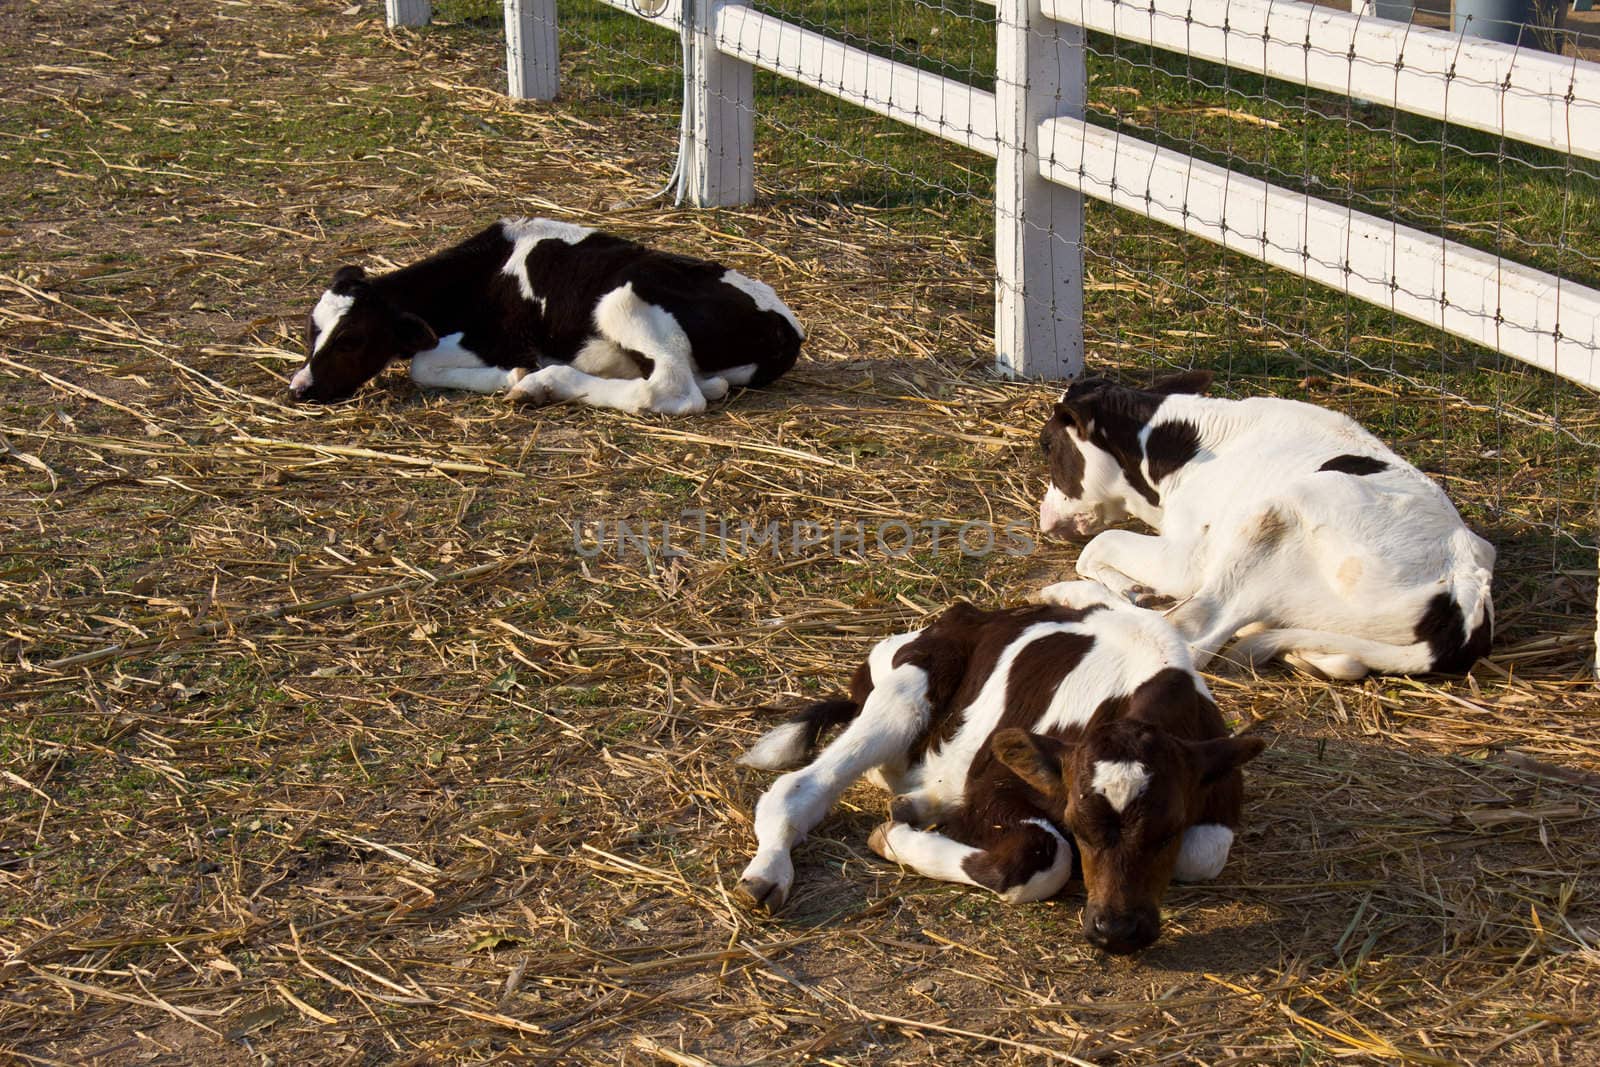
<box><xmin>386</xmin><ymin>0</ymin><xmax>1600</xmax><ymax>393</ymax></box>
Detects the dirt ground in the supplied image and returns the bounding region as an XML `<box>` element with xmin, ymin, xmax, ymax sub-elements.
<box><xmin>2</xmin><ymin>1</ymin><xmax>1599</xmax><ymax>1064</ymax></box>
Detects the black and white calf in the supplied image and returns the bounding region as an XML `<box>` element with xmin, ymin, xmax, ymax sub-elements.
<box><xmin>1037</xmin><ymin>372</ymin><xmax>1495</xmax><ymax>679</ymax></box>
<box><xmin>290</xmin><ymin>217</ymin><xmax>804</xmax><ymax>413</ymax></box>
<box><xmin>737</xmin><ymin>584</ymin><xmax>1264</xmax><ymax>955</ymax></box>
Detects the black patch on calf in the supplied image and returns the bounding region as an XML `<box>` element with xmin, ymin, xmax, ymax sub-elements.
<box><xmin>1319</xmin><ymin>454</ymin><xmax>1389</xmax><ymax>476</ymax></box>
<box><xmin>1041</xmin><ymin>419</ymin><xmax>1087</xmax><ymax>499</ymax></box>
<box><xmin>331</xmin><ymin>265</ymin><xmax>368</xmax><ymax>292</ymax></box>
<box><xmin>1145</xmin><ymin>420</ymin><xmax>1201</xmax><ymax>486</ymax></box>
<box><xmin>515</xmin><ymin>230</ymin><xmax>801</xmax><ymax>383</ymax></box>
<box><xmin>1051</xmin><ymin>379</ymin><xmax>1191</xmax><ymax>507</ymax></box>
<box><xmin>1414</xmin><ymin>592</ymin><xmax>1493</xmax><ymax>673</ymax></box>
<box><xmin>1149</xmin><ymin>369</ymin><xmax>1214</xmax><ymax>395</ymax></box>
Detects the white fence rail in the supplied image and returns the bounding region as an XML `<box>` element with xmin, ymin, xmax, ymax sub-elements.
<box><xmin>1055</xmin><ymin>0</ymin><xmax>1600</xmax><ymax>163</ymax></box>
<box><xmin>392</xmin><ymin>0</ymin><xmax>1600</xmax><ymax>393</ymax></box>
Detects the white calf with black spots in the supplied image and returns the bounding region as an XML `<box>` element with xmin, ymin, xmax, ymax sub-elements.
<box><xmin>1036</xmin><ymin>372</ymin><xmax>1494</xmax><ymax>679</ymax></box>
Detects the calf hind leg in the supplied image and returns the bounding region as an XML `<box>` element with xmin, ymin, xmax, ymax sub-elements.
<box><xmin>1231</xmin><ymin>627</ymin><xmax>1434</xmax><ymax>679</ymax></box>
<box><xmin>738</xmin><ymin>663</ymin><xmax>931</xmax><ymax>912</ymax></box>
<box><xmin>1075</xmin><ymin>530</ymin><xmax>1203</xmax><ymax>606</ymax></box>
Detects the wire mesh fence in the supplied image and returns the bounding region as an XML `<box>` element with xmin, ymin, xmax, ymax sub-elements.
<box><xmin>431</xmin><ymin>0</ymin><xmax>1598</xmax><ymax>663</ymax></box>
<box><xmin>1059</xmin><ymin>5</ymin><xmax>1600</xmax><ymax>658</ymax></box>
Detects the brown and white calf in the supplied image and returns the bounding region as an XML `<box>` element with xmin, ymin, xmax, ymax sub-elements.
<box><xmin>289</xmin><ymin>217</ymin><xmax>803</xmax><ymax>412</ymax></box>
<box><xmin>737</xmin><ymin>583</ymin><xmax>1264</xmax><ymax>954</ymax></box>
<box><xmin>1038</xmin><ymin>372</ymin><xmax>1495</xmax><ymax>679</ymax></box>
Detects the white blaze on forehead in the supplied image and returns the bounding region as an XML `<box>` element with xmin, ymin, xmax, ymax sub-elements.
<box><xmin>720</xmin><ymin>269</ymin><xmax>805</xmax><ymax>338</ymax></box>
<box><xmin>1091</xmin><ymin>759</ymin><xmax>1152</xmax><ymax>813</ymax></box>
<box><xmin>310</xmin><ymin>289</ymin><xmax>355</xmax><ymax>355</ymax></box>
<box><xmin>499</xmin><ymin>217</ymin><xmax>594</xmax><ymax>305</ymax></box>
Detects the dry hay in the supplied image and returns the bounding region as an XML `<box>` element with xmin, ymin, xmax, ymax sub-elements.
<box><xmin>1</xmin><ymin>1</ymin><xmax>1598</xmax><ymax>1064</ymax></box>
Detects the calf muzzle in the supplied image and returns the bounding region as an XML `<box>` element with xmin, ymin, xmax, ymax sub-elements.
<box><xmin>1083</xmin><ymin>903</ymin><xmax>1160</xmax><ymax>955</ymax></box>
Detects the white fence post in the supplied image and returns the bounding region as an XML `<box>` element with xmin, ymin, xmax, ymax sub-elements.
<box><xmin>504</xmin><ymin>0</ymin><xmax>560</xmax><ymax>100</ymax></box>
<box><xmin>995</xmin><ymin>0</ymin><xmax>1085</xmax><ymax>379</ymax></box>
<box><xmin>385</xmin><ymin>0</ymin><xmax>431</xmax><ymax>28</ymax></box>
<box><xmin>687</xmin><ymin>0</ymin><xmax>756</xmax><ymax>207</ymax></box>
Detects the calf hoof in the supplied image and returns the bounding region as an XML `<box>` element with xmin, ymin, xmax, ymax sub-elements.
<box><xmin>1035</xmin><ymin>580</ymin><xmax>1078</xmax><ymax>606</ymax></box>
<box><xmin>736</xmin><ymin>853</ymin><xmax>793</xmax><ymax>914</ymax></box>
<box><xmin>1037</xmin><ymin>580</ymin><xmax>1111</xmax><ymax>610</ymax></box>
<box><xmin>1131</xmin><ymin>587</ymin><xmax>1177</xmax><ymax>610</ymax></box>
<box><xmin>1285</xmin><ymin>650</ymin><xmax>1368</xmax><ymax>681</ymax></box>
<box><xmin>735</xmin><ymin>874</ymin><xmax>789</xmax><ymax>913</ymax></box>
<box><xmin>888</xmin><ymin>795</ymin><xmax>923</xmax><ymax>826</ymax></box>
<box><xmin>866</xmin><ymin>821</ymin><xmax>897</xmax><ymax>861</ymax></box>
<box><xmin>510</xmin><ymin>379</ymin><xmax>559</xmax><ymax>407</ymax></box>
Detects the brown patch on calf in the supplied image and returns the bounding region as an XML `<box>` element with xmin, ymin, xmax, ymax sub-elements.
<box><xmin>1337</xmin><ymin>556</ymin><xmax>1364</xmax><ymax>592</ymax></box>
<box><xmin>960</xmin><ymin>820</ymin><xmax>1063</xmax><ymax>893</ymax></box>
<box><xmin>893</xmin><ymin>602</ymin><xmax>1099</xmax><ymax>765</ymax></box>
<box><xmin>1040</xmin><ymin>417</ymin><xmax>1087</xmax><ymax>499</ymax></box>
<box><xmin>1248</xmin><ymin>507</ymin><xmax>1291</xmax><ymax>550</ymax></box>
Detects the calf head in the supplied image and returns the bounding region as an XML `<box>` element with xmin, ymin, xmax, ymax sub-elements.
<box><xmin>1038</xmin><ymin>370</ymin><xmax>1212</xmax><ymax>538</ymax></box>
<box><xmin>991</xmin><ymin>718</ymin><xmax>1263</xmax><ymax>954</ymax></box>
<box><xmin>290</xmin><ymin>266</ymin><xmax>438</xmax><ymax>403</ymax></box>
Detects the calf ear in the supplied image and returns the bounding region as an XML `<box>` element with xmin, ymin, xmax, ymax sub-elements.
<box><xmin>1149</xmin><ymin>370</ymin><xmax>1213</xmax><ymax>396</ymax></box>
<box><xmin>1191</xmin><ymin>734</ymin><xmax>1267</xmax><ymax>785</ymax></box>
<box><xmin>991</xmin><ymin>728</ymin><xmax>1074</xmax><ymax>797</ymax></box>
<box><xmin>393</xmin><ymin>312</ymin><xmax>438</xmax><ymax>355</ymax></box>
<box><xmin>331</xmin><ymin>265</ymin><xmax>368</xmax><ymax>292</ymax></box>
<box><xmin>1052</xmin><ymin>398</ymin><xmax>1090</xmax><ymax>435</ymax></box>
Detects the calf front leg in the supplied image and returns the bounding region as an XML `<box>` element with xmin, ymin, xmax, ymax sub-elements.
<box><xmin>1173</xmin><ymin>824</ymin><xmax>1235</xmax><ymax>881</ymax></box>
<box><xmin>1075</xmin><ymin>530</ymin><xmax>1202</xmax><ymax>606</ymax></box>
<box><xmin>410</xmin><ymin>337</ymin><xmax>521</xmax><ymax>393</ymax></box>
<box><xmin>514</xmin><ymin>284</ymin><xmax>709</xmax><ymax>415</ymax></box>
<box><xmin>869</xmin><ymin>817</ymin><xmax>1072</xmax><ymax>904</ymax></box>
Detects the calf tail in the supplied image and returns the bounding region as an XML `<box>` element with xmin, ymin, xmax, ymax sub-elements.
<box><xmin>738</xmin><ymin>697</ymin><xmax>860</xmax><ymax>770</ymax></box>
<box><xmin>1439</xmin><ymin>530</ymin><xmax>1495</xmax><ymax>672</ymax></box>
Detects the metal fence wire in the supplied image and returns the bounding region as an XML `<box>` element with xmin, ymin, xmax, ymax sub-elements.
<box><xmin>414</xmin><ymin>0</ymin><xmax>1598</xmax><ymax>668</ymax></box>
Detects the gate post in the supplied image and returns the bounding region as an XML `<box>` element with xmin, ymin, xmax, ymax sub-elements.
<box><xmin>995</xmin><ymin>0</ymin><xmax>1085</xmax><ymax>379</ymax></box>
<box><xmin>385</xmin><ymin>0</ymin><xmax>431</xmax><ymax>28</ymax></box>
<box><xmin>687</xmin><ymin>0</ymin><xmax>756</xmax><ymax>207</ymax></box>
<box><xmin>504</xmin><ymin>0</ymin><xmax>560</xmax><ymax>100</ymax></box>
